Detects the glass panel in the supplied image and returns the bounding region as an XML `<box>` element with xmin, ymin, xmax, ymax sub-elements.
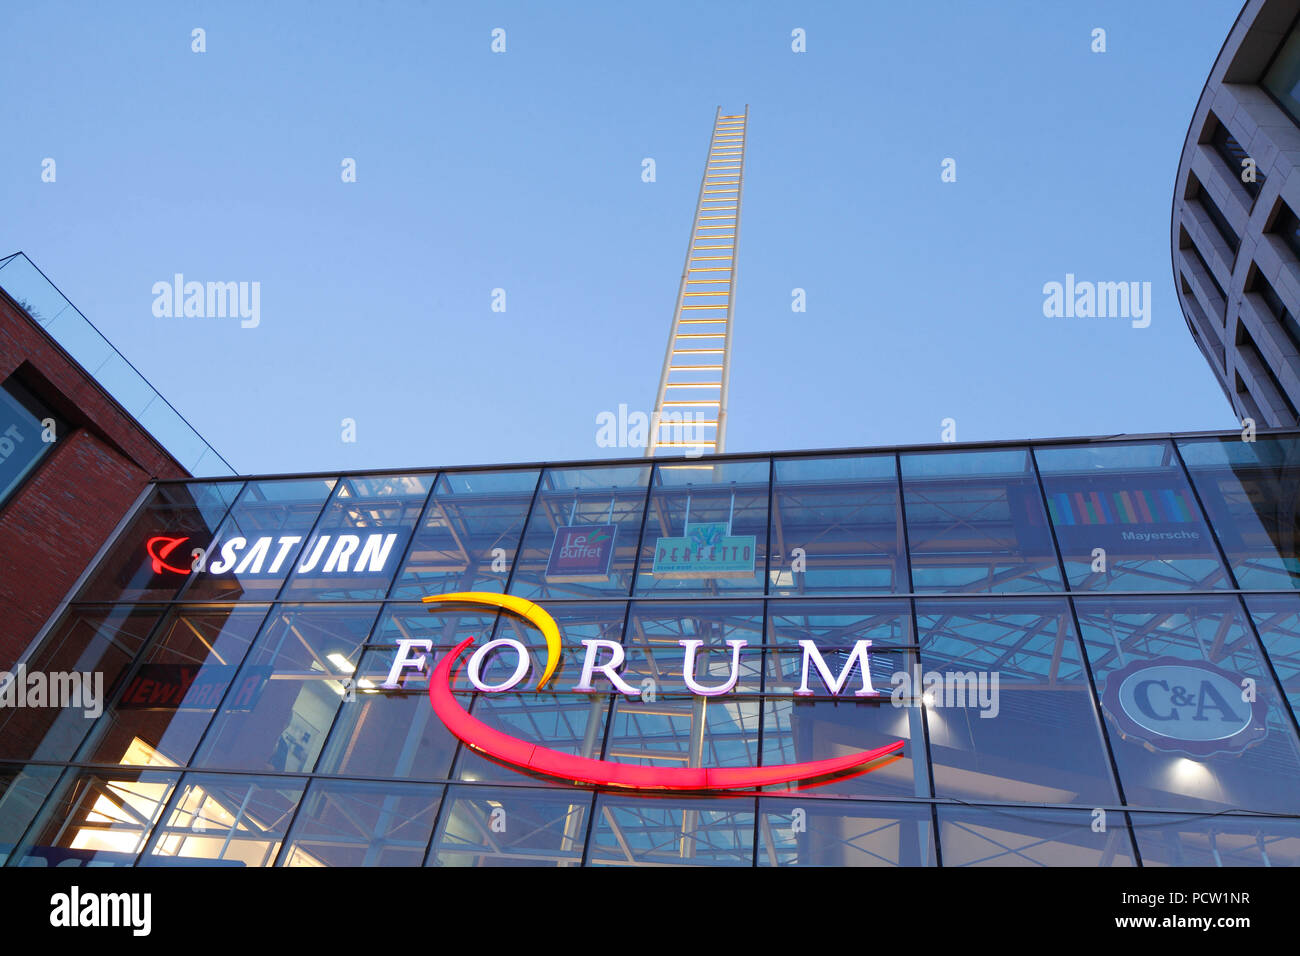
<box><xmin>1074</xmin><ymin>595</ymin><xmax>1300</xmax><ymax>813</ymax></box>
<box><xmin>454</xmin><ymin>603</ymin><xmax>623</xmax><ymax>786</ymax></box>
<box><xmin>142</xmin><ymin>774</ymin><xmax>306</xmax><ymax>866</ymax></box>
<box><xmin>315</xmin><ymin>621</ymin><xmax>470</xmax><ymax>782</ymax></box>
<box><xmin>916</xmin><ymin>598</ymin><xmax>1120</xmax><ymax>805</ymax></box>
<box><xmin>901</xmin><ymin>448</ymin><xmax>1061</xmax><ymax>592</ymax></box>
<box><xmin>768</xmin><ymin>455</ymin><xmax>905</xmax><ymax>595</ymax></box>
<box><xmin>1036</xmin><ymin>441</ymin><xmax>1228</xmax><ymax>591</ymax></box>
<box><xmin>1128</xmin><ymin>812</ymin><xmax>1300</xmax><ymax>866</ymax></box>
<box><xmin>0</xmin><ymin>606</ymin><xmax>162</xmax><ymax>761</ymax></box>
<box><xmin>427</xmin><ymin>785</ymin><xmax>590</xmax><ymax>866</ymax></box>
<box><xmin>763</xmin><ymin>600</ymin><xmax>923</xmax><ymax>798</ymax></box>
<box><xmin>192</xmin><ymin>605</ymin><xmax>379</xmax><ymax>772</ymax></box>
<box><xmin>936</xmin><ymin>805</ymin><xmax>1135</xmax><ymax>866</ymax></box>
<box><xmin>181</xmin><ymin>478</ymin><xmax>337</xmax><ymax>602</ymax></box>
<box><xmin>587</xmin><ymin>794</ymin><xmax>754</xmax><ymax>866</ymax></box>
<box><xmin>635</xmin><ymin>459</ymin><xmax>769</xmax><ymax>596</ymax></box>
<box><xmin>1243</xmin><ymin>593</ymin><xmax>1300</xmax><ymax>728</ymax></box>
<box><xmin>0</xmin><ymin>377</ymin><xmax>61</xmax><ymax>507</ymax></box>
<box><xmin>509</xmin><ymin>464</ymin><xmax>651</xmax><ymax>599</ymax></box>
<box><xmin>278</xmin><ymin>474</ymin><xmax>433</xmax><ymax>601</ymax></box>
<box><xmin>279</xmin><ymin>779</ymin><xmax>442</xmax><ymax>867</ymax></box>
<box><xmin>11</xmin><ymin>768</ymin><xmax>180</xmax><ymax>866</ymax></box>
<box><xmin>1178</xmin><ymin>434</ymin><xmax>1300</xmax><ymax>590</ymax></box>
<box><xmin>74</xmin><ymin>606</ymin><xmax>270</xmax><ymax>768</ymax></box>
<box><xmin>76</xmin><ymin>482</ymin><xmax>243</xmax><ymax>603</ymax></box>
<box><xmin>757</xmin><ymin>797</ymin><xmax>935</xmax><ymax>866</ymax></box>
<box><xmin>390</xmin><ymin>470</ymin><xmax>539</xmax><ymax>599</ymax></box>
<box><xmin>0</xmin><ymin>765</ymin><xmax>65</xmax><ymax>864</ymax></box>
<box><xmin>604</xmin><ymin>603</ymin><xmax>763</xmax><ymax>773</ymax></box>
<box><xmin>1263</xmin><ymin>21</ymin><xmax>1300</xmax><ymax>125</ymax></box>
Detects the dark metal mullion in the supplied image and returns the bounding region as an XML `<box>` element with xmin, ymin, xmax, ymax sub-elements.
<box><xmin>894</xmin><ymin>451</ymin><xmax>939</xmax><ymax>864</ymax></box>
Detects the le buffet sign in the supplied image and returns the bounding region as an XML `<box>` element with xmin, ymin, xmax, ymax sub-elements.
<box><xmin>383</xmin><ymin>592</ymin><xmax>903</xmax><ymax>792</ymax></box>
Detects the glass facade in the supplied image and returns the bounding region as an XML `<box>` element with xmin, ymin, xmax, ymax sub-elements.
<box><xmin>4</xmin><ymin>431</ymin><xmax>1300</xmax><ymax>866</ymax></box>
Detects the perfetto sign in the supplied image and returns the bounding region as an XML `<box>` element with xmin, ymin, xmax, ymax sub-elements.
<box><xmin>382</xmin><ymin>591</ymin><xmax>903</xmax><ymax>791</ymax></box>
<box><xmin>651</xmin><ymin>522</ymin><xmax>756</xmax><ymax>578</ymax></box>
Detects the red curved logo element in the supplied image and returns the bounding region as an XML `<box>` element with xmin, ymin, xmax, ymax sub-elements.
<box><xmin>428</xmin><ymin>636</ymin><xmax>905</xmax><ymax>791</ymax></box>
<box><xmin>146</xmin><ymin>536</ymin><xmax>191</xmax><ymax>575</ymax></box>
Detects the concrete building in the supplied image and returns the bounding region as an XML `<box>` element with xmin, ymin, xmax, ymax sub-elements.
<box><xmin>1174</xmin><ymin>0</ymin><xmax>1300</xmax><ymax>426</ymax></box>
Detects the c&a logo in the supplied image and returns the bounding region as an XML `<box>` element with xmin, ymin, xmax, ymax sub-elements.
<box><xmin>383</xmin><ymin>592</ymin><xmax>904</xmax><ymax>792</ymax></box>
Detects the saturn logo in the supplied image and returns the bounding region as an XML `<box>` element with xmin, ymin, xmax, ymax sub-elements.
<box><xmin>407</xmin><ymin>591</ymin><xmax>904</xmax><ymax>792</ymax></box>
<box><xmin>145</xmin><ymin>536</ymin><xmax>192</xmax><ymax>575</ymax></box>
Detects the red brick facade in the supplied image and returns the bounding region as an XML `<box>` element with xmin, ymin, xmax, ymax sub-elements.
<box><xmin>0</xmin><ymin>290</ymin><xmax>187</xmax><ymax>666</ymax></box>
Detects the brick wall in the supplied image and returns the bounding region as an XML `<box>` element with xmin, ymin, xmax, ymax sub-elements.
<box><xmin>0</xmin><ymin>290</ymin><xmax>188</xmax><ymax>666</ymax></box>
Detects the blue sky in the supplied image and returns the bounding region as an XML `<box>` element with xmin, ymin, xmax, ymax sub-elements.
<box><xmin>1</xmin><ymin>0</ymin><xmax>1244</xmax><ymax>475</ymax></box>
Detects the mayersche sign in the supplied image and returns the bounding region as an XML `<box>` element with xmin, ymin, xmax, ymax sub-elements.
<box><xmin>382</xmin><ymin>592</ymin><xmax>903</xmax><ymax>792</ymax></box>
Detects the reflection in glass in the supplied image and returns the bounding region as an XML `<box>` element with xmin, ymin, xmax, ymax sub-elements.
<box><xmin>1179</xmin><ymin>435</ymin><xmax>1300</xmax><ymax>590</ymax></box>
<box><xmin>635</xmin><ymin>459</ymin><xmax>769</xmax><ymax>596</ymax></box>
<box><xmin>181</xmin><ymin>478</ymin><xmax>336</xmax><ymax>602</ymax></box>
<box><xmin>280</xmin><ymin>474</ymin><xmax>434</xmax><ymax>601</ymax></box>
<box><xmin>76</xmin><ymin>482</ymin><xmax>242</xmax><ymax>603</ymax></box>
<box><xmin>509</xmin><ymin>465</ymin><xmax>650</xmax><ymax>599</ymax></box>
<box><xmin>1036</xmin><ymin>441</ymin><xmax>1228</xmax><ymax>591</ymax></box>
<box><xmin>758</xmin><ymin>797</ymin><xmax>935</xmax><ymax>866</ymax></box>
<box><xmin>279</xmin><ymin>779</ymin><xmax>443</xmax><ymax>867</ymax></box>
<box><xmin>763</xmin><ymin>600</ymin><xmax>922</xmax><ymax>798</ymax></box>
<box><xmin>11</xmin><ymin>768</ymin><xmax>180</xmax><ymax>866</ymax></box>
<box><xmin>916</xmin><ymin>599</ymin><xmax>1119</xmax><ymax>805</ymax></box>
<box><xmin>768</xmin><ymin>455</ymin><xmax>905</xmax><ymax>595</ymax></box>
<box><xmin>76</xmin><ymin>606</ymin><xmax>268</xmax><ymax>768</ymax></box>
<box><xmin>588</xmin><ymin>794</ymin><xmax>754</xmax><ymax>866</ymax></box>
<box><xmin>0</xmin><ymin>765</ymin><xmax>68</xmax><ymax>864</ymax></box>
<box><xmin>427</xmin><ymin>785</ymin><xmax>590</xmax><ymax>866</ymax></box>
<box><xmin>1129</xmin><ymin>812</ymin><xmax>1300</xmax><ymax>866</ymax></box>
<box><xmin>192</xmin><ymin>605</ymin><xmax>379</xmax><ymax>772</ymax></box>
<box><xmin>0</xmin><ymin>606</ymin><xmax>162</xmax><ymax>762</ymax></box>
<box><xmin>454</xmin><ymin>603</ymin><xmax>624</xmax><ymax>785</ymax></box>
<box><xmin>143</xmin><ymin>774</ymin><xmax>305</xmax><ymax>866</ymax></box>
<box><xmin>390</xmin><ymin>470</ymin><xmax>538</xmax><ymax>598</ymax></box>
<box><xmin>1075</xmin><ymin>595</ymin><xmax>1300</xmax><ymax>813</ymax></box>
<box><xmin>901</xmin><ymin>449</ymin><xmax>1061</xmax><ymax>592</ymax></box>
<box><xmin>1244</xmin><ymin>593</ymin><xmax>1300</xmax><ymax>727</ymax></box>
<box><xmin>937</xmin><ymin>805</ymin><xmax>1135</xmax><ymax>866</ymax></box>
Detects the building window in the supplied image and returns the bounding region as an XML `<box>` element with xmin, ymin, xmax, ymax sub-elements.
<box><xmin>1193</xmin><ymin>180</ymin><xmax>1241</xmax><ymax>256</ymax></box>
<box><xmin>1273</xmin><ymin>203</ymin><xmax>1300</xmax><ymax>264</ymax></box>
<box><xmin>1249</xmin><ymin>267</ymin><xmax>1300</xmax><ymax>356</ymax></box>
<box><xmin>1263</xmin><ymin>21</ymin><xmax>1300</xmax><ymax>126</ymax></box>
<box><xmin>1208</xmin><ymin>116</ymin><xmax>1264</xmax><ymax>201</ymax></box>
<box><xmin>0</xmin><ymin>377</ymin><xmax>60</xmax><ymax>509</ymax></box>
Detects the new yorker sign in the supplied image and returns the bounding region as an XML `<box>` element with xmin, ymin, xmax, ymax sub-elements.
<box><xmin>382</xmin><ymin>592</ymin><xmax>903</xmax><ymax>791</ymax></box>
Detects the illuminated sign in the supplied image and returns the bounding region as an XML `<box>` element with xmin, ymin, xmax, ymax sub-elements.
<box><xmin>651</xmin><ymin>522</ymin><xmax>756</xmax><ymax>579</ymax></box>
<box><xmin>117</xmin><ymin>663</ymin><xmax>269</xmax><ymax>712</ymax></box>
<box><xmin>382</xmin><ymin>591</ymin><xmax>903</xmax><ymax>791</ymax></box>
<box><xmin>1100</xmin><ymin>657</ymin><xmax>1268</xmax><ymax>757</ymax></box>
<box><xmin>146</xmin><ymin>532</ymin><xmax>406</xmax><ymax>578</ymax></box>
<box><xmin>545</xmin><ymin>524</ymin><xmax>617</xmax><ymax>582</ymax></box>
<box><xmin>1045</xmin><ymin>483</ymin><xmax>1206</xmax><ymax>554</ymax></box>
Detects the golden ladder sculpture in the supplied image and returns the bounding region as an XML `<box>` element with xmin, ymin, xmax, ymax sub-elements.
<box><xmin>647</xmin><ymin>106</ymin><xmax>747</xmax><ymax>457</ymax></box>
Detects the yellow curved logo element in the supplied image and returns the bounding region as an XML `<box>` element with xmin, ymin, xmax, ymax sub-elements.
<box><xmin>421</xmin><ymin>591</ymin><xmax>562</xmax><ymax>690</ymax></box>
